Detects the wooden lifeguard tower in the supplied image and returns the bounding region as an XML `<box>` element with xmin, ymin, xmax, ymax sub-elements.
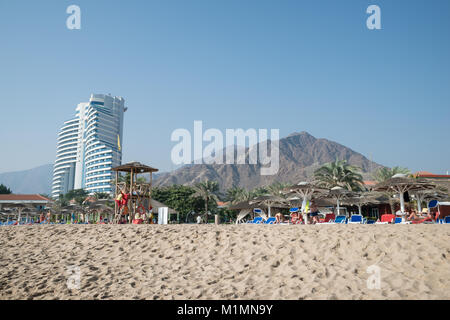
<box><xmin>112</xmin><ymin>162</ymin><xmax>159</xmax><ymax>224</ymax></box>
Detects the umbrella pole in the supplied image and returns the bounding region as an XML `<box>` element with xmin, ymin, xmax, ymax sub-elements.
<box><xmin>358</xmin><ymin>205</ymin><xmax>362</xmax><ymax>215</ymax></box>
<box><xmin>399</xmin><ymin>192</ymin><xmax>406</xmax><ymax>222</ymax></box>
<box><xmin>268</xmin><ymin>206</ymin><xmax>271</xmax><ymax>218</ymax></box>
<box><xmin>336</xmin><ymin>198</ymin><xmax>340</xmax><ymax>216</ymax></box>
<box><xmin>417</xmin><ymin>196</ymin><xmax>422</xmax><ymax>213</ymax></box>
<box><xmin>301</xmin><ymin>197</ymin><xmax>308</xmax><ymax>225</ymax></box>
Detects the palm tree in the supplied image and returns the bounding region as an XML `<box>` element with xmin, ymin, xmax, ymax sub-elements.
<box><xmin>226</xmin><ymin>187</ymin><xmax>246</xmax><ymax>204</ymax></box>
<box><xmin>266</xmin><ymin>182</ymin><xmax>290</xmax><ymax>197</ymax></box>
<box><xmin>314</xmin><ymin>159</ymin><xmax>364</xmax><ymax>191</ymax></box>
<box><xmin>372</xmin><ymin>166</ymin><xmax>410</xmax><ymax>183</ymax></box>
<box><xmin>372</xmin><ymin>166</ymin><xmax>410</xmax><ymax>214</ymax></box>
<box><xmin>226</xmin><ymin>183</ymin><xmax>288</xmax><ymax>205</ymax></box>
<box><xmin>193</xmin><ymin>181</ymin><xmax>220</xmax><ymax>223</ymax></box>
<box><xmin>236</xmin><ymin>189</ymin><xmax>257</xmax><ymax>202</ymax></box>
<box><xmin>118</xmin><ymin>172</ymin><xmax>147</xmax><ymax>185</ymax></box>
<box><xmin>252</xmin><ymin>186</ymin><xmax>268</xmax><ymax>197</ymax></box>
<box><xmin>110</xmin><ymin>173</ymin><xmax>147</xmax><ymax>193</ymax></box>
<box><xmin>0</xmin><ymin>184</ymin><xmax>12</xmax><ymax>194</ymax></box>
<box><xmin>94</xmin><ymin>192</ymin><xmax>111</xmax><ymax>200</ymax></box>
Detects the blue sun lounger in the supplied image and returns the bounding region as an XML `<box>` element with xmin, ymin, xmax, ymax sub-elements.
<box><xmin>263</xmin><ymin>217</ymin><xmax>276</xmax><ymax>224</ymax></box>
<box><xmin>394</xmin><ymin>217</ymin><xmax>411</xmax><ymax>224</ymax></box>
<box><xmin>334</xmin><ymin>215</ymin><xmax>347</xmax><ymax>224</ymax></box>
<box><xmin>247</xmin><ymin>216</ymin><xmax>263</xmax><ymax>224</ymax></box>
<box><xmin>443</xmin><ymin>216</ymin><xmax>450</xmax><ymax>224</ymax></box>
<box><xmin>348</xmin><ymin>215</ymin><xmax>365</xmax><ymax>224</ymax></box>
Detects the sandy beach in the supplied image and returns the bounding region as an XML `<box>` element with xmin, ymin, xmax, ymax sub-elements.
<box><xmin>0</xmin><ymin>224</ymin><xmax>449</xmax><ymax>300</ymax></box>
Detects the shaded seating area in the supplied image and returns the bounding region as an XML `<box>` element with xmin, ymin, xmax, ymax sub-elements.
<box><xmin>0</xmin><ymin>194</ymin><xmax>51</xmax><ymax>225</ymax></box>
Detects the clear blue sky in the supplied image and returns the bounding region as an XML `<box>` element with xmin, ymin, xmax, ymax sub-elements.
<box><xmin>1</xmin><ymin>0</ymin><xmax>449</xmax><ymax>174</ymax></box>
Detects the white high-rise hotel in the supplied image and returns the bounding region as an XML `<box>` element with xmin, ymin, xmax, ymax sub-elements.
<box><xmin>52</xmin><ymin>94</ymin><xmax>126</xmax><ymax>198</ymax></box>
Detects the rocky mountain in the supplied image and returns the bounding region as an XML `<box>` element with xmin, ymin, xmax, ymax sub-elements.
<box><xmin>154</xmin><ymin>131</ymin><xmax>383</xmax><ymax>191</ymax></box>
<box><xmin>0</xmin><ymin>132</ymin><xmax>384</xmax><ymax>195</ymax></box>
<box><xmin>0</xmin><ymin>164</ymin><xmax>53</xmax><ymax>195</ymax></box>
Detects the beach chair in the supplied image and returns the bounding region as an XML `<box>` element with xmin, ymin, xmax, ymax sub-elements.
<box><xmin>315</xmin><ymin>213</ymin><xmax>335</xmax><ymax>224</ymax></box>
<box><xmin>263</xmin><ymin>217</ymin><xmax>276</xmax><ymax>224</ymax></box>
<box><xmin>443</xmin><ymin>216</ymin><xmax>450</xmax><ymax>224</ymax></box>
<box><xmin>333</xmin><ymin>215</ymin><xmax>347</xmax><ymax>224</ymax></box>
<box><xmin>348</xmin><ymin>215</ymin><xmax>364</xmax><ymax>224</ymax></box>
<box><xmin>394</xmin><ymin>217</ymin><xmax>411</xmax><ymax>224</ymax></box>
<box><xmin>247</xmin><ymin>216</ymin><xmax>263</xmax><ymax>224</ymax></box>
<box><xmin>376</xmin><ymin>214</ymin><xmax>395</xmax><ymax>224</ymax></box>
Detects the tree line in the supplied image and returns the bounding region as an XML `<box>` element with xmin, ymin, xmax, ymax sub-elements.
<box><xmin>1</xmin><ymin>159</ymin><xmax>412</xmax><ymax>222</ymax></box>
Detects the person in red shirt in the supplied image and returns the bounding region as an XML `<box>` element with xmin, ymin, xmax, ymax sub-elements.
<box><xmin>39</xmin><ymin>212</ymin><xmax>45</xmax><ymax>223</ymax></box>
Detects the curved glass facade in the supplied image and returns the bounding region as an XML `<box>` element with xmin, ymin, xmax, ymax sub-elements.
<box><xmin>51</xmin><ymin>118</ymin><xmax>79</xmax><ymax>196</ymax></box>
<box><xmin>51</xmin><ymin>94</ymin><xmax>126</xmax><ymax>198</ymax></box>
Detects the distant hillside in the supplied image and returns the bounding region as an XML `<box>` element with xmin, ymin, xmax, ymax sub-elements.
<box><xmin>154</xmin><ymin>131</ymin><xmax>384</xmax><ymax>191</ymax></box>
<box><xmin>0</xmin><ymin>132</ymin><xmax>384</xmax><ymax>194</ymax></box>
<box><xmin>0</xmin><ymin>164</ymin><xmax>53</xmax><ymax>195</ymax></box>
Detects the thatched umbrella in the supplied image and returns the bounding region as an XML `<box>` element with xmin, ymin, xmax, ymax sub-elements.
<box><xmin>342</xmin><ymin>191</ymin><xmax>386</xmax><ymax>216</ymax></box>
<box><xmin>0</xmin><ymin>203</ymin><xmax>36</xmax><ymax>224</ymax></box>
<box><xmin>322</xmin><ymin>186</ymin><xmax>357</xmax><ymax>216</ymax></box>
<box><xmin>249</xmin><ymin>195</ymin><xmax>289</xmax><ymax>217</ymax></box>
<box><xmin>86</xmin><ymin>203</ymin><xmax>114</xmax><ymax>223</ymax></box>
<box><xmin>1</xmin><ymin>208</ymin><xmax>15</xmax><ymax>223</ymax></box>
<box><xmin>0</xmin><ymin>211</ymin><xmax>11</xmax><ymax>223</ymax></box>
<box><xmin>373</xmin><ymin>173</ymin><xmax>435</xmax><ymax>221</ymax></box>
<box><xmin>58</xmin><ymin>208</ymin><xmax>71</xmax><ymax>223</ymax></box>
<box><xmin>227</xmin><ymin>201</ymin><xmax>262</xmax><ymax>223</ymax></box>
<box><xmin>228</xmin><ymin>201</ymin><xmax>260</xmax><ymax>210</ymax></box>
<box><xmin>411</xmin><ymin>188</ymin><xmax>448</xmax><ymax>212</ymax></box>
<box><xmin>227</xmin><ymin>200</ymin><xmax>267</xmax><ymax>223</ymax></box>
<box><xmin>20</xmin><ymin>207</ymin><xmax>40</xmax><ymax>224</ymax></box>
<box><xmin>60</xmin><ymin>204</ymin><xmax>84</xmax><ymax>223</ymax></box>
<box><xmin>282</xmin><ymin>182</ymin><xmax>327</xmax><ymax>224</ymax></box>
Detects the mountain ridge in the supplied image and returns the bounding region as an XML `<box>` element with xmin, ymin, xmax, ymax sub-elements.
<box><xmin>0</xmin><ymin>164</ymin><xmax>53</xmax><ymax>195</ymax></box>
<box><xmin>0</xmin><ymin>132</ymin><xmax>384</xmax><ymax>194</ymax></box>
<box><xmin>154</xmin><ymin>131</ymin><xmax>384</xmax><ymax>191</ymax></box>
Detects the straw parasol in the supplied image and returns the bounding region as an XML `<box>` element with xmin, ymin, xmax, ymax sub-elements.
<box><xmin>322</xmin><ymin>186</ymin><xmax>357</xmax><ymax>216</ymax></box>
<box><xmin>372</xmin><ymin>173</ymin><xmax>435</xmax><ymax>221</ymax></box>
<box><xmin>228</xmin><ymin>201</ymin><xmax>260</xmax><ymax>210</ymax></box>
<box><xmin>227</xmin><ymin>201</ymin><xmax>261</xmax><ymax>223</ymax></box>
<box><xmin>0</xmin><ymin>203</ymin><xmax>38</xmax><ymax>223</ymax></box>
<box><xmin>342</xmin><ymin>191</ymin><xmax>386</xmax><ymax>216</ymax></box>
<box><xmin>281</xmin><ymin>181</ymin><xmax>327</xmax><ymax>224</ymax></box>
<box><xmin>249</xmin><ymin>195</ymin><xmax>289</xmax><ymax>217</ymax></box>
<box><xmin>411</xmin><ymin>188</ymin><xmax>448</xmax><ymax>212</ymax></box>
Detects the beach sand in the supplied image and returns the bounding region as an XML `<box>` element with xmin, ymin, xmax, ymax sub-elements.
<box><xmin>0</xmin><ymin>224</ymin><xmax>449</xmax><ymax>300</ymax></box>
